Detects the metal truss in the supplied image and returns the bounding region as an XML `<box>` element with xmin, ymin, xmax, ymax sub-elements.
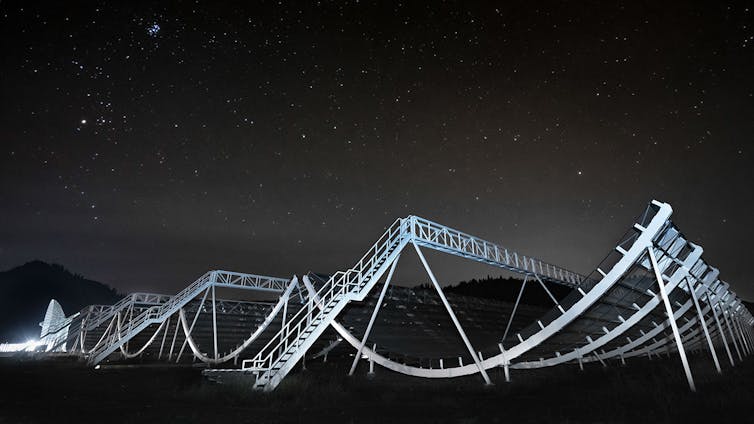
<box><xmin>215</xmin><ymin>200</ymin><xmax>752</xmax><ymax>392</ymax></box>
<box><xmin>177</xmin><ymin>277</ymin><xmax>301</xmax><ymax>364</ymax></box>
<box><xmin>86</xmin><ymin>271</ymin><xmax>292</xmax><ymax>365</ymax></box>
<box><xmin>40</xmin><ymin>293</ymin><xmax>173</xmax><ymax>353</ymax></box>
<box><xmin>34</xmin><ymin>199</ymin><xmax>750</xmax><ymax>393</ymax></box>
<box><xmin>235</xmin><ymin>213</ymin><xmax>589</xmax><ymax>390</ymax></box>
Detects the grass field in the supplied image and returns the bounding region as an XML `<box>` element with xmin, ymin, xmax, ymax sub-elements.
<box><xmin>0</xmin><ymin>353</ymin><xmax>752</xmax><ymax>423</ymax></box>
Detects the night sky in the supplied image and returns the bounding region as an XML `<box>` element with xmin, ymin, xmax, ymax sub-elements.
<box><xmin>2</xmin><ymin>2</ymin><xmax>753</xmax><ymax>300</ymax></box>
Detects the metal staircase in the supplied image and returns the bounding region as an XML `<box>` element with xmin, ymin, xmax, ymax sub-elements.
<box><xmin>242</xmin><ymin>215</ymin><xmax>584</xmax><ymax>391</ymax></box>
<box><xmin>87</xmin><ymin>271</ymin><xmax>290</xmax><ymax>365</ymax></box>
<box><xmin>244</xmin><ymin>218</ymin><xmax>409</xmax><ymax>390</ymax></box>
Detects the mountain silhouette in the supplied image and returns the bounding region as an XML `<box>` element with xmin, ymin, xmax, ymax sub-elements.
<box><xmin>425</xmin><ymin>275</ymin><xmax>574</xmax><ymax>307</ymax></box>
<box><xmin>0</xmin><ymin>261</ymin><xmax>121</xmax><ymax>343</ymax></box>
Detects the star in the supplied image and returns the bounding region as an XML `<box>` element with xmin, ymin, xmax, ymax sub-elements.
<box><xmin>147</xmin><ymin>23</ymin><xmax>161</xmax><ymax>37</ymax></box>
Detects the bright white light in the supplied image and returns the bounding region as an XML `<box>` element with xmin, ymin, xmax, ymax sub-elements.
<box><xmin>0</xmin><ymin>339</ymin><xmax>46</xmax><ymax>352</ymax></box>
<box><xmin>81</xmin><ymin>119</ymin><xmax>87</xmax><ymax>124</ymax></box>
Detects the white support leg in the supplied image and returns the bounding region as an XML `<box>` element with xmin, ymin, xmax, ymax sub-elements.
<box><xmin>593</xmin><ymin>351</ymin><xmax>607</xmax><ymax>367</ymax></box>
<box><xmin>733</xmin><ymin>314</ymin><xmax>750</xmax><ymax>355</ymax></box>
<box><xmin>413</xmin><ymin>242</ymin><xmax>492</xmax><ymax>385</ymax></box>
<box><xmin>212</xmin><ymin>285</ymin><xmax>219</xmax><ymax>360</ymax></box>
<box><xmin>176</xmin><ymin>287</ymin><xmax>211</xmax><ymax>362</ymax></box>
<box><xmin>349</xmin><ymin>255</ymin><xmax>400</xmax><ymax>376</ymax></box>
<box><xmin>707</xmin><ymin>290</ymin><xmax>735</xmax><ymax>367</ymax></box>
<box><xmin>501</xmin><ymin>275</ymin><xmax>528</xmax><ymax>346</ymax></box>
<box><xmin>168</xmin><ymin>314</ymin><xmax>180</xmax><ymax>361</ymax></box>
<box><xmin>498</xmin><ymin>344</ymin><xmax>510</xmax><ymax>382</ymax></box>
<box><xmin>741</xmin><ymin>322</ymin><xmax>754</xmax><ymax>348</ymax></box>
<box><xmin>532</xmin><ymin>273</ymin><xmax>565</xmax><ymax>313</ymax></box>
<box><xmin>721</xmin><ymin>305</ymin><xmax>743</xmax><ymax>361</ymax></box>
<box><xmin>158</xmin><ymin>316</ymin><xmax>171</xmax><ymax>360</ymax></box>
<box><xmin>739</xmin><ymin>316</ymin><xmax>751</xmax><ymax>355</ymax></box>
<box><xmin>368</xmin><ymin>343</ymin><xmax>376</xmax><ymax>375</ymax></box>
<box><xmin>647</xmin><ymin>247</ymin><xmax>696</xmax><ymax>392</ymax></box>
<box><xmin>687</xmin><ymin>278</ymin><xmax>721</xmax><ymax>374</ymax></box>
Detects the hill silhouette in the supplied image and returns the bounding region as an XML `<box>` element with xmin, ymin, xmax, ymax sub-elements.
<box><xmin>418</xmin><ymin>275</ymin><xmax>574</xmax><ymax>307</ymax></box>
<box><xmin>0</xmin><ymin>261</ymin><xmax>121</xmax><ymax>343</ymax></box>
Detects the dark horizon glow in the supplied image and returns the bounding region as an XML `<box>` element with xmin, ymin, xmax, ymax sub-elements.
<box><xmin>1</xmin><ymin>2</ymin><xmax>753</xmax><ymax>300</ymax></box>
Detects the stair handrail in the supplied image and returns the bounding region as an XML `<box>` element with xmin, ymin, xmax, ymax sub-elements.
<box><xmin>245</xmin><ymin>217</ymin><xmax>407</xmax><ymax>373</ymax></box>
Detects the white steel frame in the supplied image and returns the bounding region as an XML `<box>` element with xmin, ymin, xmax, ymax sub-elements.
<box><xmin>38</xmin><ymin>199</ymin><xmax>750</xmax><ymax>392</ymax></box>
<box><xmin>222</xmin><ymin>200</ymin><xmax>752</xmax><ymax>392</ymax></box>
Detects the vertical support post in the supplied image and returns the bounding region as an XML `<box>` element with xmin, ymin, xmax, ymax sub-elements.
<box><xmin>168</xmin><ymin>314</ymin><xmax>180</xmax><ymax>361</ymax></box>
<box><xmin>502</xmin><ymin>275</ymin><xmax>528</xmax><ymax>346</ymax></box>
<box><xmin>620</xmin><ymin>353</ymin><xmax>626</xmax><ymax>366</ymax></box>
<box><xmin>721</xmin><ymin>303</ymin><xmax>743</xmax><ymax>361</ymax></box>
<box><xmin>158</xmin><ymin>316</ymin><xmax>171</xmax><ymax>360</ymax></box>
<box><xmin>739</xmin><ymin>315</ymin><xmax>751</xmax><ymax>355</ymax></box>
<box><xmin>176</xmin><ymin>287</ymin><xmax>211</xmax><ymax>362</ymax></box>
<box><xmin>212</xmin><ymin>285</ymin><xmax>218</xmax><ymax>360</ymax></box>
<box><xmin>706</xmin><ymin>290</ymin><xmax>734</xmax><ymax>367</ymax></box>
<box><xmin>742</xmin><ymin>323</ymin><xmax>754</xmax><ymax>352</ymax></box>
<box><xmin>593</xmin><ymin>351</ymin><xmax>607</xmax><ymax>367</ymax></box>
<box><xmin>349</xmin><ymin>255</ymin><xmax>400</xmax><ymax>376</ymax></box>
<box><xmin>578</xmin><ymin>355</ymin><xmax>584</xmax><ymax>371</ymax></box>
<box><xmin>498</xmin><ymin>344</ymin><xmax>510</xmax><ymax>382</ymax></box>
<box><xmin>124</xmin><ymin>306</ymin><xmax>133</xmax><ymax>352</ymax></box>
<box><xmin>647</xmin><ymin>246</ymin><xmax>696</xmax><ymax>392</ymax></box>
<box><xmin>733</xmin><ymin>313</ymin><xmax>750</xmax><ymax>355</ymax></box>
<box><xmin>413</xmin><ymin>242</ymin><xmax>492</xmax><ymax>385</ymax></box>
<box><xmin>368</xmin><ymin>343</ymin><xmax>376</xmax><ymax>375</ymax></box>
<box><xmin>686</xmin><ymin>278</ymin><xmax>721</xmax><ymax>374</ymax></box>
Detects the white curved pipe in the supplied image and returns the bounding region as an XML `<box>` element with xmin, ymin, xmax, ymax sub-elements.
<box><xmin>303</xmin><ymin>203</ymin><xmax>675</xmax><ymax>378</ymax></box>
<box><xmin>80</xmin><ymin>314</ymin><xmax>117</xmax><ymax>354</ymax></box>
<box><xmin>179</xmin><ymin>278</ymin><xmax>298</xmax><ymax>364</ymax></box>
<box><xmin>117</xmin><ymin>308</ymin><xmax>168</xmax><ymax>358</ymax></box>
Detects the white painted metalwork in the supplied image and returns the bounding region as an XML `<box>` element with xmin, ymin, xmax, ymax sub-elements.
<box><xmin>646</xmin><ymin>246</ymin><xmax>695</xmax><ymax>392</ymax></box>
<box><xmin>178</xmin><ymin>277</ymin><xmax>301</xmax><ymax>364</ymax></box>
<box><xmin>412</xmin><ymin>242</ymin><xmax>492</xmax><ymax>385</ymax></box>
<box><xmin>86</xmin><ymin>271</ymin><xmax>291</xmax><ymax>365</ymax></box>
<box><xmin>215</xmin><ymin>201</ymin><xmax>753</xmax><ymax>391</ymax></box>
<box><xmin>23</xmin><ymin>199</ymin><xmax>750</xmax><ymax>392</ymax></box>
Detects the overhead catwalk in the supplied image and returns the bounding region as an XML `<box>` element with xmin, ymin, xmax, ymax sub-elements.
<box><xmin>211</xmin><ymin>200</ymin><xmax>753</xmax><ymax>391</ymax></box>
<box><xmin>33</xmin><ymin>200</ymin><xmax>754</xmax><ymax>393</ymax></box>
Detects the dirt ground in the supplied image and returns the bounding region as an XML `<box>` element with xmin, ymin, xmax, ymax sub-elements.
<box><xmin>0</xmin><ymin>353</ymin><xmax>752</xmax><ymax>423</ymax></box>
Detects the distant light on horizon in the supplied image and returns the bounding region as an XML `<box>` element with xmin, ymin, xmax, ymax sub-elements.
<box><xmin>0</xmin><ymin>339</ymin><xmax>45</xmax><ymax>353</ymax></box>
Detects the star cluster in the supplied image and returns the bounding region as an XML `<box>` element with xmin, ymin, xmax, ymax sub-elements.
<box><xmin>1</xmin><ymin>2</ymin><xmax>753</xmax><ymax>298</ymax></box>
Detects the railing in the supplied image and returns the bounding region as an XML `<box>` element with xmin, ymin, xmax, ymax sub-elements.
<box><xmin>243</xmin><ymin>214</ymin><xmax>588</xmax><ymax>387</ymax></box>
<box><xmin>409</xmin><ymin>216</ymin><xmax>584</xmax><ymax>287</ymax></box>
<box><xmin>244</xmin><ymin>218</ymin><xmax>407</xmax><ymax>377</ymax></box>
<box><xmin>83</xmin><ymin>293</ymin><xmax>171</xmax><ymax>331</ymax></box>
<box><xmin>88</xmin><ymin>271</ymin><xmax>290</xmax><ymax>363</ymax></box>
